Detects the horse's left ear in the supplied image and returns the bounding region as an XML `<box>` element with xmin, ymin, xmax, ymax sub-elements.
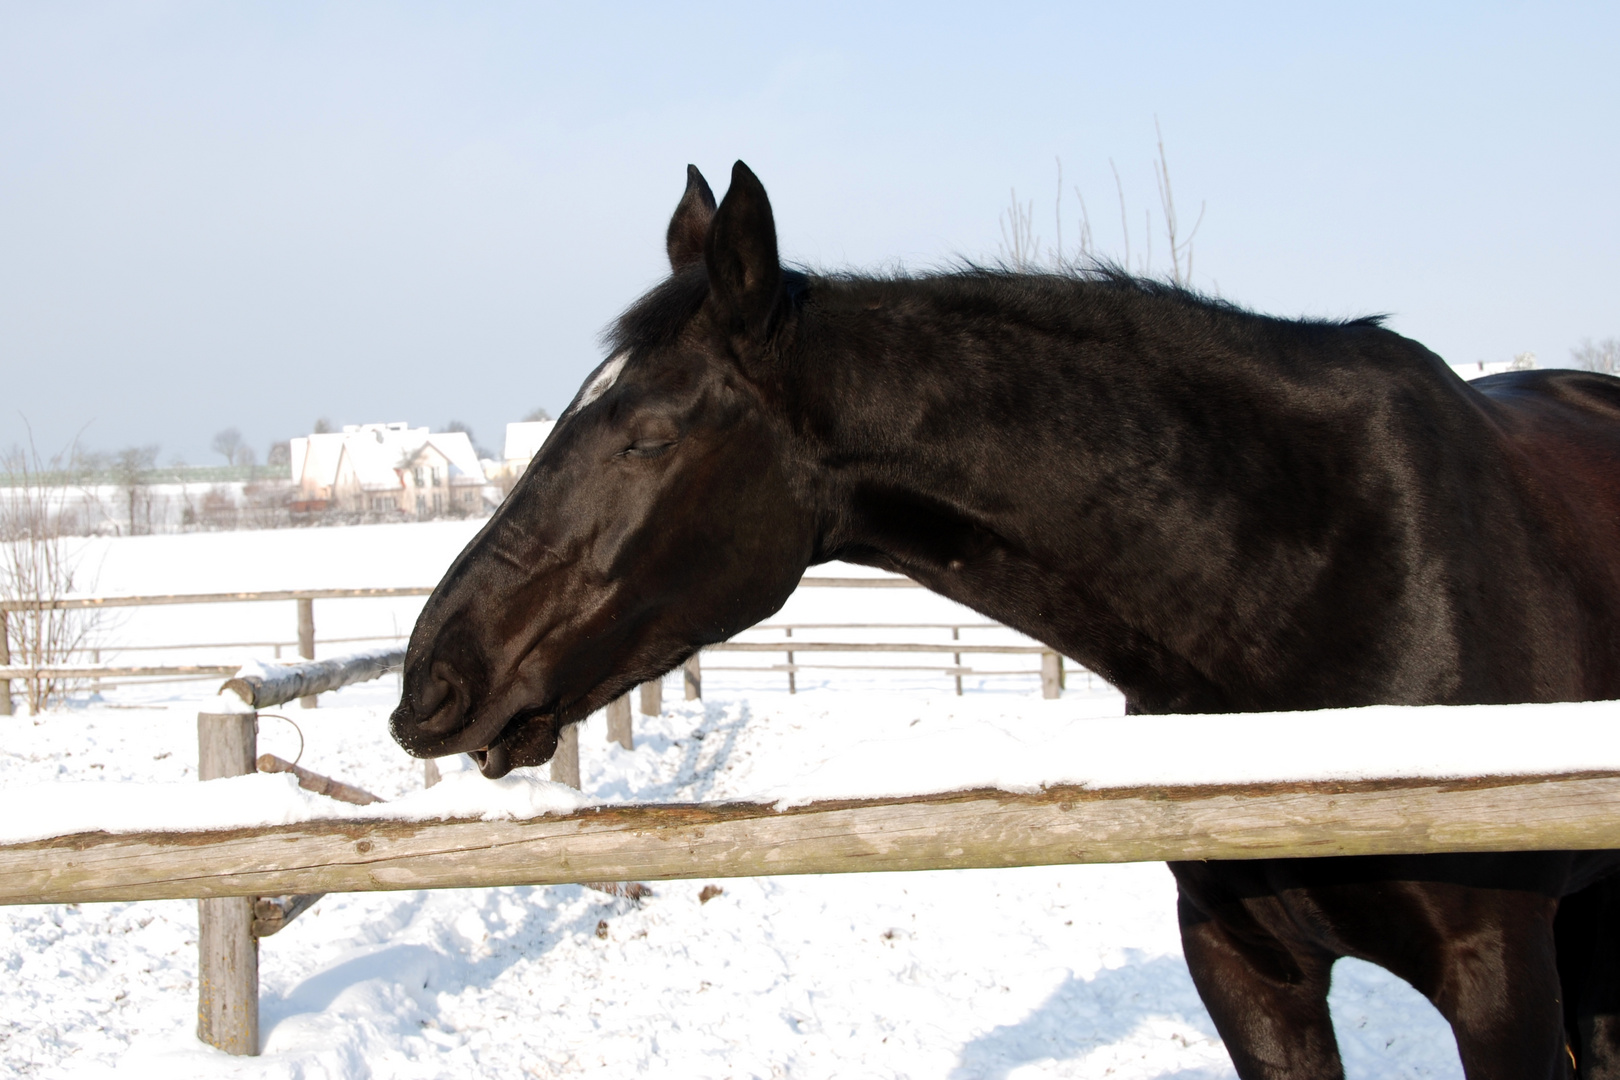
<box><xmin>706</xmin><ymin>160</ymin><xmax>783</xmax><ymax>342</ymax></box>
<box><xmin>666</xmin><ymin>165</ymin><xmax>716</xmax><ymax>272</ymax></box>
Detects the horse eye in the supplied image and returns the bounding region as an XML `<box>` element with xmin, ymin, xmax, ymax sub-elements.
<box><xmin>621</xmin><ymin>440</ymin><xmax>675</xmax><ymax>459</ymax></box>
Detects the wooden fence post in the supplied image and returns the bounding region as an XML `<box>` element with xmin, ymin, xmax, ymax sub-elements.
<box><xmin>606</xmin><ymin>694</ymin><xmax>633</xmax><ymax>751</ymax></box>
<box><xmin>1040</xmin><ymin>652</ymin><xmax>1062</xmax><ymax>699</ymax></box>
<box><xmin>196</xmin><ymin>709</ymin><xmax>259</xmax><ymax>1056</ymax></box>
<box><xmin>952</xmin><ymin>626</ymin><xmax>963</xmax><ymax>697</ymax></box>
<box><xmin>0</xmin><ymin>610</ymin><xmax>10</xmax><ymax>716</ymax></box>
<box><xmin>638</xmin><ymin>678</ymin><xmax>662</xmax><ymax>717</ymax></box>
<box><xmin>550</xmin><ymin>722</ymin><xmax>581</xmax><ymax>788</ymax></box>
<box><xmin>296</xmin><ymin>598</ymin><xmax>316</xmax><ymax>709</ymax></box>
<box><xmin>684</xmin><ymin>654</ymin><xmax>701</xmax><ymax>700</ymax></box>
<box><xmin>785</xmin><ymin>627</ymin><xmax>796</xmax><ymax>694</ymax></box>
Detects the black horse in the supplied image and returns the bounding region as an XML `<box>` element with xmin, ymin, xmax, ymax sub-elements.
<box><xmin>392</xmin><ymin>161</ymin><xmax>1620</xmax><ymax>1080</ymax></box>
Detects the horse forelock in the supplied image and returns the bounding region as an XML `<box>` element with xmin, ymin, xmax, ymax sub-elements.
<box><xmin>603</xmin><ymin>265</ymin><xmax>712</xmax><ymax>357</ymax></box>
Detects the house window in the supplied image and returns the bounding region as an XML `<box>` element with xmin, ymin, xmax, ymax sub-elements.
<box><xmin>413</xmin><ymin>467</ymin><xmax>424</xmax><ymax>488</ymax></box>
<box><xmin>433</xmin><ymin>493</ymin><xmax>443</xmax><ymax>512</ymax></box>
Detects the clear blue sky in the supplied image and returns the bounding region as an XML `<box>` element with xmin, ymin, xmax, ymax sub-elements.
<box><xmin>2</xmin><ymin>2</ymin><xmax>1616</xmax><ymax>464</ymax></box>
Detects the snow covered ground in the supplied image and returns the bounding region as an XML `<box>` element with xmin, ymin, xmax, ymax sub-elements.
<box><xmin>0</xmin><ymin>521</ymin><xmax>1471</xmax><ymax>1078</ymax></box>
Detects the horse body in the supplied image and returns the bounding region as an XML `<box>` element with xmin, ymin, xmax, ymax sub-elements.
<box><xmin>391</xmin><ymin>162</ymin><xmax>1620</xmax><ymax>1078</ymax></box>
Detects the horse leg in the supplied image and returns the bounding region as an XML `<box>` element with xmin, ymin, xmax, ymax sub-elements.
<box><xmin>1557</xmin><ymin>877</ymin><xmax>1620</xmax><ymax>1079</ymax></box>
<box><xmin>1358</xmin><ymin>887</ymin><xmax>1568</xmax><ymax>1080</ymax></box>
<box><xmin>1176</xmin><ymin>890</ymin><xmax>1344</xmax><ymax>1080</ymax></box>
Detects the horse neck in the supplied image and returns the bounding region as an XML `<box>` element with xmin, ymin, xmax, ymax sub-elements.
<box><xmin>782</xmin><ymin>274</ymin><xmax>1456</xmax><ymax>711</ymax></box>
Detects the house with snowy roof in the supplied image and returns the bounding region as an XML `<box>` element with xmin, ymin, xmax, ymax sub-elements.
<box><xmin>499</xmin><ymin>419</ymin><xmax>557</xmax><ymax>485</ymax></box>
<box><xmin>289</xmin><ymin>422</ymin><xmax>493</xmax><ymax>517</ymax></box>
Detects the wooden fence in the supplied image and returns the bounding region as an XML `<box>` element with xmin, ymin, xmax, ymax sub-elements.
<box><xmin>0</xmin><ymin>575</ymin><xmax>1077</xmax><ymax>713</ymax></box>
<box><xmin>13</xmin><ymin>771</ymin><xmax>1620</xmax><ymax>906</ymax></box>
<box><xmin>4</xmin><ymin>646</ymin><xmax>1619</xmax><ymax>1056</ymax></box>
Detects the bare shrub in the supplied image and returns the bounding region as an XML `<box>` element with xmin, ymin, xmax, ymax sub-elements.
<box><xmin>0</xmin><ymin>436</ymin><xmax>99</xmax><ymax>713</ymax></box>
<box><xmin>998</xmin><ymin>190</ymin><xmax>1043</xmax><ymax>269</ymax></box>
<box><xmin>1017</xmin><ymin>122</ymin><xmax>1206</xmax><ymax>284</ymax></box>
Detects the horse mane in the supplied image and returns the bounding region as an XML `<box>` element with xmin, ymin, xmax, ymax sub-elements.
<box><xmin>602</xmin><ymin>259</ymin><xmax>1389</xmax><ymax>358</ymax></box>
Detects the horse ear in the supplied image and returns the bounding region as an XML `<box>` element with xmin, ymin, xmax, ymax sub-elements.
<box><xmin>666</xmin><ymin>165</ymin><xmax>717</xmax><ymax>272</ymax></box>
<box><xmin>705</xmin><ymin>160</ymin><xmax>783</xmax><ymax>341</ymax></box>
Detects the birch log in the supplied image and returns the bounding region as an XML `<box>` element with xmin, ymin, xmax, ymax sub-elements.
<box><xmin>221</xmin><ymin>648</ymin><xmax>404</xmax><ymax>710</ymax></box>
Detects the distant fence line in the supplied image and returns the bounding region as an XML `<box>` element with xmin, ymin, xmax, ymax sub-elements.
<box><xmin>1</xmin><ymin>575</ymin><xmax>1078</xmax><ymax>715</ymax></box>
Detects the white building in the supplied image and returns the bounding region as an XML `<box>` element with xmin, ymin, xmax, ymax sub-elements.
<box><xmin>1451</xmin><ymin>352</ymin><xmax>1538</xmax><ymax>380</ymax></box>
<box><xmin>500</xmin><ymin>420</ymin><xmax>557</xmax><ymax>484</ymax></box>
<box><xmin>289</xmin><ymin>423</ymin><xmax>493</xmax><ymax>517</ymax></box>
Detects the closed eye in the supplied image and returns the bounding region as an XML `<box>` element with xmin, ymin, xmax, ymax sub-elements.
<box><xmin>618</xmin><ymin>440</ymin><xmax>676</xmax><ymax>459</ymax></box>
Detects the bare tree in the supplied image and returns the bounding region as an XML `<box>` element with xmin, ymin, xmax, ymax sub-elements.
<box><xmin>313</xmin><ymin>418</ymin><xmax>334</xmax><ymax>435</ymax></box>
<box><xmin>211</xmin><ymin>427</ymin><xmax>243</xmax><ymax>467</ymax></box>
<box><xmin>0</xmin><ymin>433</ymin><xmax>99</xmax><ymax>712</ymax></box>
<box><xmin>112</xmin><ymin>444</ymin><xmax>159</xmax><ymax>536</ymax></box>
<box><xmin>522</xmin><ymin>407</ymin><xmax>553</xmax><ymax>423</ymax></box>
<box><xmin>1572</xmin><ymin>338</ymin><xmax>1620</xmax><ymax>374</ymax></box>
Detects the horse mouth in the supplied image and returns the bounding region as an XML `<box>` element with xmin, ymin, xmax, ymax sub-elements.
<box><xmin>468</xmin><ymin>710</ymin><xmax>561</xmax><ymax>780</ymax></box>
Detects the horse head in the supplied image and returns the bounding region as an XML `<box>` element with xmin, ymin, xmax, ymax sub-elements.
<box><xmin>390</xmin><ymin>162</ymin><xmax>815</xmax><ymax>777</ymax></box>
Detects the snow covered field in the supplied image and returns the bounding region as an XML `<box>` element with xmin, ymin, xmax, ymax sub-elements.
<box><xmin>0</xmin><ymin>522</ymin><xmax>1470</xmax><ymax>1078</ymax></box>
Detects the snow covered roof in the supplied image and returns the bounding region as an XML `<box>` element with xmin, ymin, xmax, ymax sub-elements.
<box><xmin>423</xmin><ymin>431</ymin><xmax>488</xmax><ymax>486</ymax></box>
<box><xmin>290</xmin><ymin>432</ymin><xmax>348</xmax><ymax>489</ymax></box>
<box><xmin>341</xmin><ymin>426</ymin><xmax>415</xmax><ymax>492</ymax></box>
<box><xmin>504</xmin><ymin>420</ymin><xmax>556</xmax><ymax>463</ymax></box>
<box><xmin>290</xmin><ymin>423</ymin><xmax>488</xmax><ymax>492</ymax></box>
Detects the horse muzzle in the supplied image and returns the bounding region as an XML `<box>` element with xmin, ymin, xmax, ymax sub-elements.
<box><xmin>468</xmin><ymin>712</ymin><xmax>562</xmax><ymax>779</ymax></box>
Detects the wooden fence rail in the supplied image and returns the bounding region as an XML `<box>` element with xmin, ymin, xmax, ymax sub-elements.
<box><xmin>0</xmin><ymin>575</ymin><xmax>924</xmax><ymax>713</ymax></box>
<box><xmin>4</xmin><ymin>771</ymin><xmax>1619</xmax><ymax>906</ymax></box>
<box><xmin>0</xmin><ymin>576</ymin><xmax>914</xmax><ymax>613</ymax></box>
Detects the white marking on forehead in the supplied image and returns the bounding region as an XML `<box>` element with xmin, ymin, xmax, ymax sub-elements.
<box><xmin>578</xmin><ymin>352</ymin><xmax>628</xmax><ymax>408</ymax></box>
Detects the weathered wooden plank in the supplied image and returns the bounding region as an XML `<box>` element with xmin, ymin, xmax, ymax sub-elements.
<box><xmin>0</xmin><ymin>586</ymin><xmax>437</xmax><ymax>612</ymax></box>
<box><xmin>684</xmin><ymin>654</ymin><xmax>701</xmax><ymax>700</ymax></box>
<box><xmin>1041</xmin><ymin>652</ymin><xmax>1063</xmax><ymax>699</ymax></box>
<box><xmin>256</xmin><ymin>755</ymin><xmax>382</xmax><ymax>806</ymax></box>
<box><xmin>550</xmin><ymin>723</ymin><xmax>581</xmax><ymax>788</ymax></box>
<box><xmin>295</xmin><ymin>597</ymin><xmax>317</xmax><ymax>708</ymax></box>
<box><xmin>3</xmin><ymin>772</ymin><xmax>1618</xmax><ymax>906</ymax></box>
<box><xmin>0</xmin><ymin>610</ymin><xmax>10</xmax><ymax>716</ymax></box>
<box><xmin>606</xmin><ymin>694</ymin><xmax>633</xmax><ymax>750</ymax></box>
<box><xmin>705</xmin><ymin>641</ymin><xmax>1049</xmax><ymax>654</ymax></box>
<box><xmin>252</xmin><ymin>893</ymin><xmax>324</xmax><ymax>938</ymax></box>
<box><xmin>197</xmin><ymin>896</ymin><xmax>257</xmax><ymax>1054</ymax></box>
<box><xmin>0</xmin><ymin>574</ymin><xmax>913</xmax><ymax>613</ymax></box>
<box><xmin>0</xmin><ymin>664</ymin><xmax>239</xmax><ymax>679</ymax></box>
<box><xmin>196</xmin><ymin>711</ymin><xmax>258</xmax><ymax>1056</ymax></box>
<box><xmin>639</xmin><ymin>679</ymin><xmax>662</xmax><ymax>717</ymax></box>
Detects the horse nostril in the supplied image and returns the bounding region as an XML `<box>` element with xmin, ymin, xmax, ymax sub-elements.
<box><xmin>413</xmin><ymin>660</ymin><xmax>470</xmax><ymax>737</ymax></box>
